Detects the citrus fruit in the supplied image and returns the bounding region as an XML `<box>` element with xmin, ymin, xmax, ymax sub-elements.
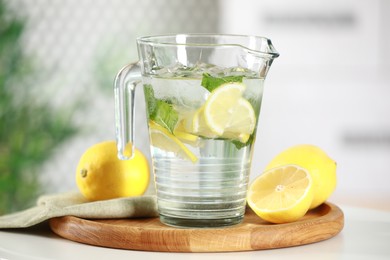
<box><xmin>185</xmin><ymin>108</ymin><xmax>250</xmax><ymax>143</ymax></box>
<box><xmin>149</xmin><ymin>120</ymin><xmax>198</xmax><ymax>162</ymax></box>
<box><xmin>173</xmin><ymin>129</ymin><xmax>199</xmax><ymax>146</ymax></box>
<box><xmin>247</xmin><ymin>164</ymin><xmax>314</xmax><ymax>223</ymax></box>
<box><xmin>220</xmin><ymin>131</ymin><xmax>251</xmax><ymax>143</ymax></box>
<box><xmin>191</xmin><ymin>107</ymin><xmax>218</xmax><ymax>138</ymax></box>
<box><xmin>76</xmin><ymin>141</ymin><xmax>150</xmax><ymax>201</ymax></box>
<box><xmin>265</xmin><ymin>144</ymin><xmax>337</xmax><ymax>209</ymax></box>
<box><xmin>203</xmin><ymin>82</ymin><xmax>256</xmax><ymax>138</ymax></box>
<box><xmin>173</xmin><ymin>120</ymin><xmax>200</xmax><ymax>146</ymax></box>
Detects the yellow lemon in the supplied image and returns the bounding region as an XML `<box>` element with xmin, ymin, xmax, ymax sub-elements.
<box><xmin>247</xmin><ymin>165</ymin><xmax>314</xmax><ymax>223</ymax></box>
<box><xmin>203</xmin><ymin>83</ymin><xmax>256</xmax><ymax>138</ymax></box>
<box><xmin>149</xmin><ymin>120</ymin><xmax>198</xmax><ymax>163</ymax></box>
<box><xmin>187</xmin><ymin>106</ymin><xmax>250</xmax><ymax>143</ymax></box>
<box><xmin>76</xmin><ymin>141</ymin><xmax>150</xmax><ymax>201</ymax></box>
<box><xmin>173</xmin><ymin>119</ymin><xmax>200</xmax><ymax>146</ymax></box>
<box><xmin>178</xmin><ymin>82</ymin><xmax>255</xmax><ymax>144</ymax></box>
<box><xmin>265</xmin><ymin>144</ymin><xmax>337</xmax><ymax>209</ymax></box>
<box><xmin>191</xmin><ymin>107</ymin><xmax>219</xmax><ymax>139</ymax></box>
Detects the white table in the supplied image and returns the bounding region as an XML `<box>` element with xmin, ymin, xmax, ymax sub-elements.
<box><xmin>0</xmin><ymin>204</ymin><xmax>389</xmax><ymax>260</ymax></box>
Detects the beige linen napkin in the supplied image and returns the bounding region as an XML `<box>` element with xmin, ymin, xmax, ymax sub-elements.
<box><xmin>0</xmin><ymin>191</ymin><xmax>158</xmax><ymax>228</ymax></box>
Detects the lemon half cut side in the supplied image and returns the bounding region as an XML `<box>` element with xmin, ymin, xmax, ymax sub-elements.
<box><xmin>247</xmin><ymin>164</ymin><xmax>314</xmax><ymax>224</ymax></box>
<box><xmin>265</xmin><ymin>144</ymin><xmax>337</xmax><ymax>209</ymax></box>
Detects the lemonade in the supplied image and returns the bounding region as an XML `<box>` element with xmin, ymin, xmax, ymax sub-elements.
<box><xmin>144</xmin><ymin>65</ymin><xmax>264</xmax><ymax>227</ymax></box>
<box><xmin>114</xmin><ymin>34</ymin><xmax>279</xmax><ymax>228</ymax></box>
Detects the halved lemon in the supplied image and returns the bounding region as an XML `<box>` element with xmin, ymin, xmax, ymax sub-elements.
<box><xmin>247</xmin><ymin>165</ymin><xmax>314</xmax><ymax>224</ymax></box>
<box><xmin>203</xmin><ymin>83</ymin><xmax>256</xmax><ymax>138</ymax></box>
<box><xmin>149</xmin><ymin>121</ymin><xmax>198</xmax><ymax>163</ymax></box>
<box><xmin>265</xmin><ymin>144</ymin><xmax>337</xmax><ymax>209</ymax></box>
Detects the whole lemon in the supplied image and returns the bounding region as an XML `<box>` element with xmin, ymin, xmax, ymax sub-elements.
<box><xmin>265</xmin><ymin>144</ymin><xmax>337</xmax><ymax>209</ymax></box>
<box><xmin>76</xmin><ymin>141</ymin><xmax>150</xmax><ymax>201</ymax></box>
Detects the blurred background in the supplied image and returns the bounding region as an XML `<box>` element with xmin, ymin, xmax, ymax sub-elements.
<box><xmin>0</xmin><ymin>0</ymin><xmax>389</xmax><ymax>214</ymax></box>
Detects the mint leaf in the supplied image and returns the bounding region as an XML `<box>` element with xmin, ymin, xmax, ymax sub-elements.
<box><xmin>153</xmin><ymin>100</ymin><xmax>178</xmax><ymax>133</ymax></box>
<box><xmin>144</xmin><ymin>84</ymin><xmax>157</xmax><ymax>118</ymax></box>
<box><xmin>144</xmin><ymin>84</ymin><xmax>178</xmax><ymax>133</ymax></box>
<box><xmin>201</xmin><ymin>73</ymin><xmax>244</xmax><ymax>92</ymax></box>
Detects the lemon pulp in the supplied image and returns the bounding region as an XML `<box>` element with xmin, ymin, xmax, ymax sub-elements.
<box><xmin>203</xmin><ymin>83</ymin><xmax>256</xmax><ymax>138</ymax></box>
<box><xmin>247</xmin><ymin>164</ymin><xmax>314</xmax><ymax>223</ymax></box>
<box><xmin>265</xmin><ymin>144</ymin><xmax>337</xmax><ymax>209</ymax></box>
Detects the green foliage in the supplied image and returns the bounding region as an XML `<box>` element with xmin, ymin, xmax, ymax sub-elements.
<box><xmin>0</xmin><ymin>0</ymin><xmax>77</xmax><ymax>214</ymax></box>
<box><xmin>201</xmin><ymin>73</ymin><xmax>244</xmax><ymax>92</ymax></box>
<box><xmin>144</xmin><ymin>85</ymin><xmax>178</xmax><ymax>133</ymax></box>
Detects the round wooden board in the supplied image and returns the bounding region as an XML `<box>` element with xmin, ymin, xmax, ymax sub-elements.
<box><xmin>49</xmin><ymin>202</ymin><xmax>344</xmax><ymax>252</ymax></box>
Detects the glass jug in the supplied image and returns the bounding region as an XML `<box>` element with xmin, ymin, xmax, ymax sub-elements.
<box><xmin>114</xmin><ymin>34</ymin><xmax>279</xmax><ymax>228</ymax></box>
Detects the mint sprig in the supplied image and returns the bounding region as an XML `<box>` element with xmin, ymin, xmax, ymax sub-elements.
<box><xmin>144</xmin><ymin>84</ymin><xmax>178</xmax><ymax>133</ymax></box>
<box><xmin>201</xmin><ymin>73</ymin><xmax>244</xmax><ymax>92</ymax></box>
<box><xmin>153</xmin><ymin>100</ymin><xmax>178</xmax><ymax>133</ymax></box>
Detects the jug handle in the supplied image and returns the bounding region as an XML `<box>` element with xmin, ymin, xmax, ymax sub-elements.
<box><xmin>114</xmin><ymin>62</ymin><xmax>141</xmax><ymax>160</ymax></box>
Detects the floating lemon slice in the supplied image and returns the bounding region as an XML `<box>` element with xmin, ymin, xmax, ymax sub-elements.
<box><xmin>247</xmin><ymin>165</ymin><xmax>314</xmax><ymax>224</ymax></box>
<box><xmin>221</xmin><ymin>131</ymin><xmax>250</xmax><ymax>143</ymax></box>
<box><xmin>149</xmin><ymin>121</ymin><xmax>198</xmax><ymax>163</ymax></box>
<box><xmin>173</xmin><ymin>120</ymin><xmax>200</xmax><ymax>146</ymax></box>
<box><xmin>192</xmin><ymin>107</ymin><xmax>219</xmax><ymax>138</ymax></box>
<box><xmin>203</xmin><ymin>83</ymin><xmax>256</xmax><ymax>139</ymax></box>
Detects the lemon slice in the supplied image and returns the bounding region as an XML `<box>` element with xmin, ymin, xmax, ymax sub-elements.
<box><xmin>192</xmin><ymin>107</ymin><xmax>219</xmax><ymax>138</ymax></box>
<box><xmin>203</xmin><ymin>83</ymin><xmax>256</xmax><ymax>137</ymax></box>
<box><xmin>247</xmin><ymin>165</ymin><xmax>314</xmax><ymax>223</ymax></box>
<box><xmin>174</xmin><ymin>129</ymin><xmax>199</xmax><ymax>145</ymax></box>
<box><xmin>173</xmin><ymin>120</ymin><xmax>200</xmax><ymax>146</ymax></box>
<box><xmin>149</xmin><ymin>121</ymin><xmax>198</xmax><ymax>163</ymax></box>
<box><xmin>180</xmin><ymin>108</ymin><xmax>217</xmax><ymax>139</ymax></box>
<box><xmin>221</xmin><ymin>132</ymin><xmax>250</xmax><ymax>143</ymax></box>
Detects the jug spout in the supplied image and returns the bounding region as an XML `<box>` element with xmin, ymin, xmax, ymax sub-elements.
<box><xmin>239</xmin><ymin>36</ymin><xmax>279</xmax><ymax>78</ymax></box>
<box><xmin>252</xmin><ymin>37</ymin><xmax>279</xmax><ymax>59</ymax></box>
